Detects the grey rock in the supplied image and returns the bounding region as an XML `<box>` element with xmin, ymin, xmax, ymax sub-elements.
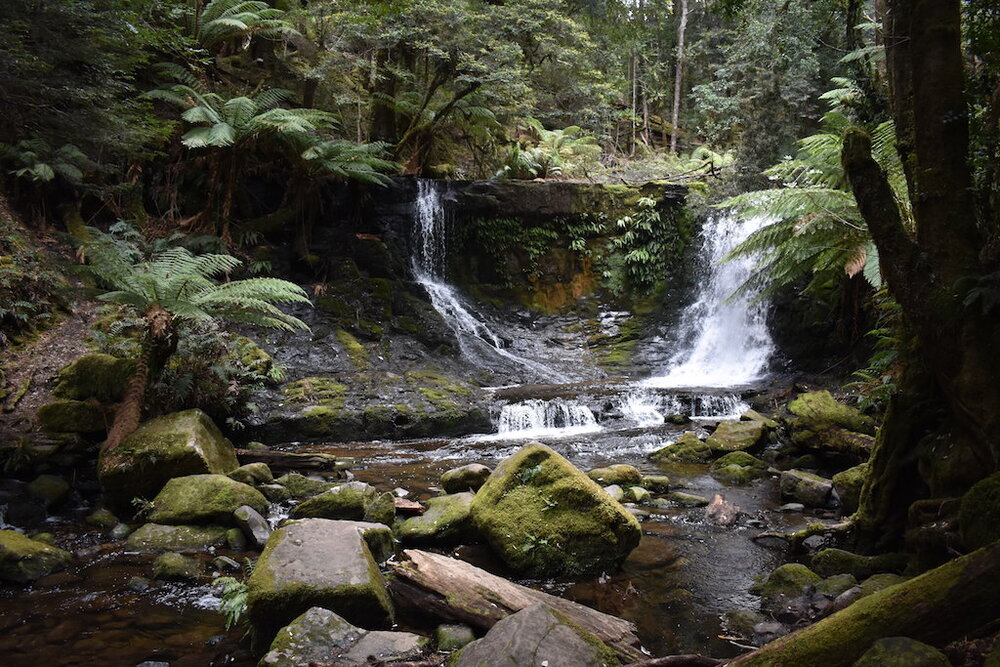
<box><xmin>780</xmin><ymin>469</ymin><xmax>835</xmax><ymax>507</ymax></box>
<box><xmin>233</xmin><ymin>505</ymin><xmax>271</xmax><ymax>547</ymax></box>
<box><xmin>440</xmin><ymin>464</ymin><xmax>491</xmax><ymax>493</ymax></box>
<box><xmin>260</xmin><ymin>607</ymin><xmax>366</xmax><ymax>667</ymax></box>
<box><xmin>342</xmin><ymin>631</ymin><xmax>427</xmax><ymax>664</ymax></box>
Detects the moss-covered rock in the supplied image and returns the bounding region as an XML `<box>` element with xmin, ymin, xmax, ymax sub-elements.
<box><xmin>741</xmin><ymin>409</ymin><xmax>779</xmax><ymax>430</ymax></box>
<box><xmin>815</xmin><ymin>573</ymin><xmax>858</xmax><ymax>598</ymax></box>
<box><xmin>260</xmin><ymin>607</ymin><xmax>367</xmax><ymax>667</ymax></box>
<box><xmin>275</xmin><ymin>473</ymin><xmax>336</xmax><ymax>499</ymax></box>
<box><xmin>147</xmin><ymin>474</ymin><xmax>268</xmax><ymax>525</ymax></box>
<box><xmin>649</xmin><ymin>432</ymin><xmax>712</xmax><ymax>463</ymax></box>
<box><xmin>228</xmin><ymin>462</ymin><xmax>273</xmax><ymax>486</ymax></box>
<box><xmin>859</xmin><ymin>572</ymin><xmax>907</xmax><ymax>597</ymax></box>
<box><xmin>98</xmin><ymin>409</ymin><xmax>239</xmax><ymax>510</ymax></box>
<box><xmin>663</xmin><ymin>492</ymin><xmax>709</xmax><ymax>507</ymax></box>
<box><xmin>706</xmin><ymin>420</ymin><xmax>767</xmax><ymax>453</ymax></box>
<box><xmin>780</xmin><ymin>469</ymin><xmax>834</xmax><ymax>507</ymax></box>
<box><xmin>587</xmin><ymin>464</ymin><xmax>642</xmax><ymax>487</ymax></box>
<box><xmin>0</xmin><ymin>530</ymin><xmax>72</xmax><ymax>583</ymax></box>
<box><xmin>788</xmin><ymin>391</ymin><xmax>875</xmax><ymax>434</ymax></box>
<box><xmin>470</xmin><ymin>443</ymin><xmax>641</xmax><ymax>577</ymax></box>
<box><xmin>152</xmin><ymin>552</ymin><xmax>202</xmax><ymax>581</ymax></box>
<box><xmin>853</xmin><ymin>636</ymin><xmax>950</xmax><ymax>667</ymax></box>
<box><xmin>833</xmin><ymin>463</ymin><xmax>870</xmax><ymax>515</ymax></box>
<box><xmin>640</xmin><ymin>475</ymin><xmax>671</xmax><ymax>493</ymax></box>
<box><xmin>811</xmin><ymin>548</ymin><xmax>908</xmax><ymax>579</ymax></box>
<box><xmin>247</xmin><ymin>518</ymin><xmax>393</xmax><ymax>648</ymax></box>
<box><xmin>959</xmin><ymin>471</ymin><xmax>1000</xmax><ymax>550</ymax></box>
<box><xmin>396</xmin><ymin>492</ymin><xmax>476</xmax><ymax>546</ymax></box>
<box><xmin>27</xmin><ymin>474</ymin><xmax>70</xmax><ymax>508</ymax></box>
<box><xmin>440</xmin><ymin>464</ymin><xmax>491</xmax><ymax>494</ymax></box>
<box><xmin>711</xmin><ymin>452</ymin><xmax>768</xmax><ymax>485</ymax></box>
<box><xmin>435</xmin><ymin>624</ymin><xmax>476</xmax><ymax>652</ymax></box>
<box><xmin>753</xmin><ymin>563</ymin><xmax>822</xmax><ymax>610</ymax></box>
<box><xmin>37</xmin><ymin>399</ymin><xmax>107</xmax><ymax>433</ymax></box>
<box><xmin>53</xmin><ymin>353</ymin><xmax>132</xmax><ymax>403</ymax></box>
<box><xmin>290</xmin><ymin>482</ymin><xmax>395</xmax><ymax>526</ymax></box>
<box><xmin>125</xmin><ymin>523</ymin><xmax>230</xmax><ymax>552</ymax></box>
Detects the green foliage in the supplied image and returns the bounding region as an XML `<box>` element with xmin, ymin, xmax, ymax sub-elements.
<box><xmin>0</xmin><ymin>140</ymin><xmax>96</xmax><ymax>186</ymax></box>
<box><xmin>215</xmin><ymin>575</ymin><xmax>249</xmax><ymax>630</ymax></box>
<box><xmin>846</xmin><ymin>289</ymin><xmax>904</xmax><ymax>413</ymax></box>
<box><xmin>190</xmin><ymin>0</ymin><xmax>297</xmax><ymax>52</ymax></box>
<box><xmin>495</xmin><ymin>119</ymin><xmax>602</xmax><ymax>179</ymax></box>
<box><xmin>607</xmin><ymin>197</ymin><xmax>686</xmax><ymax>294</ymax></box>
<box><xmin>0</xmin><ymin>213</ymin><xmax>64</xmax><ymax>345</ymax></box>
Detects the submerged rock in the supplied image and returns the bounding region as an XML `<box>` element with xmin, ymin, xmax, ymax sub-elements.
<box><xmin>587</xmin><ymin>464</ymin><xmax>642</xmax><ymax>487</ymax></box>
<box><xmin>454</xmin><ymin>603</ymin><xmax>619</xmax><ymax>667</ymax></box>
<box><xmin>706</xmin><ymin>420</ymin><xmax>767</xmax><ymax>453</ymax></box>
<box><xmin>152</xmin><ymin>552</ymin><xmax>202</xmax><ymax>581</ymax></box>
<box><xmin>853</xmin><ymin>637</ymin><xmax>950</xmax><ymax>667</ymax></box>
<box><xmin>125</xmin><ymin>523</ymin><xmax>230</xmax><ymax>552</ymax></box>
<box><xmin>98</xmin><ymin>409</ymin><xmax>239</xmax><ymax>509</ymax></box>
<box><xmin>247</xmin><ymin>518</ymin><xmax>393</xmax><ymax>646</ymax></box>
<box><xmin>0</xmin><ymin>530</ymin><xmax>72</xmax><ymax>583</ymax></box>
<box><xmin>470</xmin><ymin>443</ymin><xmax>641</xmax><ymax>577</ymax></box>
<box><xmin>148</xmin><ymin>474</ymin><xmax>268</xmax><ymax>525</ymax></box>
<box><xmin>440</xmin><ymin>464</ymin><xmax>491</xmax><ymax>493</ymax></box>
<box><xmin>395</xmin><ymin>492</ymin><xmax>476</xmax><ymax>546</ymax></box>
<box><xmin>290</xmin><ymin>481</ymin><xmax>395</xmax><ymax>526</ymax></box>
<box><xmin>780</xmin><ymin>469</ymin><xmax>835</xmax><ymax>507</ymax></box>
<box><xmin>649</xmin><ymin>432</ymin><xmax>712</xmax><ymax>463</ymax></box>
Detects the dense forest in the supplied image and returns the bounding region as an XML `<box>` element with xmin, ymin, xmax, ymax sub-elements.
<box><xmin>1</xmin><ymin>1</ymin><xmax>999</xmax><ymax>666</ymax></box>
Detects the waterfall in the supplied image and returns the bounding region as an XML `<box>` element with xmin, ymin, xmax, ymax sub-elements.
<box><xmin>645</xmin><ymin>212</ymin><xmax>774</xmax><ymax>388</ymax></box>
<box><xmin>411</xmin><ymin>180</ymin><xmax>567</xmax><ymax>382</ymax></box>
<box><xmin>485</xmin><ymin>398</ymin><xmax>600</xmax><ymax>440</ymax></box>
<box><xmin>622</xmin><ymin>390</ymin><xmax>749</xmax><ymax>421</ymax></box>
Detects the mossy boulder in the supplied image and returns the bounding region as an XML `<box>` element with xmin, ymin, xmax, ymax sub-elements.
<box><xmin>125</xmin><ymin>523</ymin><xmax>230</xmax><ymax>552</ymax></box>
<box><xmin>37</xmin><ymin>399</ymin><xmax>107</xmax><ymax>433</ymax></box>
<box><xmin>649</xmin><ymin>432</ymin><xmax>712</xmax><ymax>463</ymax></box>
<box><xmin>98</xmin><ymin>409</ymin><xmax>239</xmax><ymax>510</ymax></box>
<box><xmin>152</xmin><ymin>552</ymin><xmax>202</xmax><ymax>581</ymax></box>
<box><xmin>290</xmin><ymin>482</ymin><xmax>395</xmax><ymax>526</ymax></box>
<box><xmin>436</xmin><ymin>624</ymin><xmax>476</xmax><ymax>652</ymax></box>
<box><xmin>811</xmin><ymin>548</ymin><xmax>908</xmax><ymax>579</ymax></box>
<box><xmin>228</xmin><ymin>462</ymin><xmax>273</xmax><ymax>486</ymax></box>
<box><xmin>247</xmin><ymin>518</ymin><xmax>393</xmax><ymax>647</ymax></box>
<box><xmin>815</xmin><ymin>573</ymin><xmax>858</xmax><ymax>598</ymax></box>
<box><xmin>788</xmin><ymin>391</ymin><xmax>874</xmax><ymax>434</ymax></box>
<box><xmin>711</xmin><ymin>452</ymin><xmax>768</xmax><ymax>485</ymax></box>
<box><xmin>470</xmin><ymin>443</ymin><xmax>641</xmax><ymax>577</ymax></box>
<box><xmin>780</xmin><ymin>469</ymin><xmax>835</xmax><ymax>507</ymax></box>
<box><xmin>833</xmin><ymin>463</ymin><xmax>870</xmax><ymax>515</ymax></box>
<box><xmin>706</xmin><ymin>420</ymin><xmax>767</xmax><ymax>454</ymax></box>
<box><xmin>0</xmin><ymin>530</ymin><xmax>73</xmax><ymax>583</ymax></box>
<box><xmin>853</xmin><ymin>636</ymin><xmax>950</xmax><ymax>667</ymax></box>
<box><xmin>275</xmin><ymin>473</ymin><xmax>336</xmax><ymax>499</ymax></box>
<box><xmin>753</xmin><ymin>563</ymin><xmax>822</xmax><ymax>610</ymax></box>
<box><xmin>640</xmin><ymin>475</ymin><xmax>671</xmax><ymax>493</ymax></box>
<box><xmin>396</xmin><ymin>492</ymin><xmax>476</xmax><ymax>546</ymax></box>
<box><xmin>440</xmin><ymin>464</ymin><xmax>492</xmax><ymax>494</ymax></box>
<box><xmin>959</xmin><ymin>471</ymin><xmax>1000</xmax><ymax>550</ymax></box>
<box><xmin>148</xmin><ymin>474</ymin><xmax>268</xmax><ymax>526</ymax></box>
<box><xmin>53</xmin><ymin>353</ymin><xmax>132</xmax><ymax>403</ymax></box>
<box><xmin>261</xmin><ymin>607</ymin><xmax>366</xmax><ymax>667</ymax></box>
<box><xmin>858</xmin><ymin>572</ymin><xmax>907</xmax><ymax>597</ymax></box>
<box><xmin>741</xmin><ymin>409</ymin><xmax>779</xmax><ymax>429</ymax></box>
<box><xmin>663</xmin><ymin>492</ymin><xmax>709</xmax><ymax>507</ymax></box>
<box><xmin>587</xmin><ymin>464</ymin><xmax>642</xmax><ymax>487</ymax></box>
<box><xmin>27</xmin><ymin>474</ymin><xmax>70</xmax><ymax>508</ymax></box>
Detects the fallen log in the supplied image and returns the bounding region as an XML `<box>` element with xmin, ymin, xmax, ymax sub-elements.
<box><xmin>389</xmin><ymin>549</ymin><xmax>645</xmax><ymax>662</ymax></box>
<box><xmin>234</xmin><ymin>448</ymin><xmax>348</xmax><ymax>471</ymax></box>
<box><xmin>726</xmin><ymin>540</ymin><xmax>1000</xmax><ymax>666</ymax></box>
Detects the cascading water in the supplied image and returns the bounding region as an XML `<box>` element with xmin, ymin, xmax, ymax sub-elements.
<box><xmin>621</xmin><ymin>389</ymin><xmax>749</xmax><ymax>421</ymax></box>
<box><xmin>411</xmin><ymin>180</ymin><xmax>567</xmax><ymax>382</ymax></box>
<box><xmin>486</xmin><ymin>398</ymin><xmax>600</xmax><ymax>440</ymax></box>
<box><xmin>645</xmin><ymin>211</ymin><xmax>775</xmax><ymax>388</ymax></box>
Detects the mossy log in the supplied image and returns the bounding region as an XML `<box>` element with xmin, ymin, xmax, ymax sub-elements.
<box><xmin>389</xmin><ymin>549</ymin><xmax>644</xmax><ymax>662</ymax></box>
<box><xmin>726</xmin><ymin>540</ymin><xmax>1000</xmax><ymax>666</ymax></box>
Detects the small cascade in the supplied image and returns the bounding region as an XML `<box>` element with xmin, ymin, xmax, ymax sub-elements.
<box><xmin>623</xmin><ymin>390</ymin><xmax>749</xmax><ymax>420</ymax></box>
<box><xmin>474</xmin><ymin>398</ymin><xmax>601</xmax><ymax>441</ymax></box>
<box><xmin>620</xmin><ymin>391</ymin><xmax>665</xmax><ymax>427</ymax></box>
<box><xmin>411</xmin><ymin>180</ymin><xmax>567</xmax><ymax>382</ymax></box>
<box><xmin>645</xmin><ymin>212</ymin><xmax>775</xmax><ymax>388</ymax></box>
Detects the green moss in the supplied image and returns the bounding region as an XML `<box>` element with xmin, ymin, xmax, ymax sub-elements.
<box><xmin>754</xmin><ymin>563</ymin><xmax>822</xmax><ymax>608</ymax></box>
<box><xmin>37</xmin><ymin>399</ymin><xmax>107</xmax><ymax>433</ymax></box>
<box><xmin>649</xmin><ymin>432</ymin><xmax>712</xmax><ymax>463</ymax></box>
<box><xmin>811</xmin><ymin>548</ymin><xmax>908</xmax><ymax>579</ymax></box>
<box><xmin>125</xmin><ymin>523</ymin><xmax>230</xmax><ymax>552</ymax></box>
<box><xmin>0</xmin><ymin>530</ymin><xmax>73</xmax><ymax>583</ymax></box>
<box><xmin>148</xmin><ymin>474</ymin><xmax>269</xmax><ymax>525</ymax></box>
<box><xmin>53</xmin><ymin>353</ymin><xmax>132</xmax><ymax>402</ymax></box>
<box><xmin>275</xmin><ymin>473</ymin><xmax>336</xmax><ymax>499</ymax></box>
<box><xmin>788</xmin><ymin>390</ymin><xmax>875</xmax><ymax>435</ymax></box>
<box><xmin>587</xmin><ymin>464</ymin><xmax>642</xmax><ymax>486</ymax></box>
<box><xmin>405</xmin><ymin>369</ymin><xmax>475</xmax><ymax>397</ymax></box>
<box><xmin>396</xmin><ymin>492</ymin><xmax>476</xmax><ymax>546</ymax></box>
<box><xmin>290</xmin><ymin>483</ymin><xmax>395</xmax><ymax>526</ymax></box>
<box><xmin>335</xmin><ymin>329</ymin><xmax>369</xmax><ymax>370</ymax></box>
<box><xmin>282</xmin><ymin>377</ymin><xmax>347</xmax><ymax>406</ymax></box>
<box><xmin>706</xmin><ymin>420</ymin><xmax>766</xmax><ymax>453</ymax></box>
<box><xmin>833</xmin><ymin>463</ymin><xmax>870</xmax><ymax>514</ymax></box>
<box><xmin>959</xmin><ymin>471</ymin><xmax>1000</xmax><ymax>550</ymax></box>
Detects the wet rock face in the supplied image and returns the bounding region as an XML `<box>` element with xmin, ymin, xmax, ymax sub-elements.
<box><xmin>453</xmin><ymin>603</ymin><xmax>619</xmax><ymax>667</ymax></box>
<box><xmin>470</xmin><ymin>443</ymin><xmax>641</xmax><ymax>577</ymax></box>
<box><xmin>0</xmin><ymin>530</ymin><xmax>72</xmax><ymax>583</ymax></box>
<box><xmin>706</xmin><ymin>420</ymin><xmax>767</xmax><ymax>454</ymax></box>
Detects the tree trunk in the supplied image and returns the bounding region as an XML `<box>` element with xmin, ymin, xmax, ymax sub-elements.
<box><xmin>727</xmin><ymin>540</ymin><xmax>1000</xmax><ymax>666</ymax></box>
<box><xmin>389</xmin><ymin>549</ymin><xmax>645</xmax><ymax>662</ymax></box>
<box><xmin>670</xmin><ymin>0</ymin><xmax>689</xmax><ymax>154</ymax></box>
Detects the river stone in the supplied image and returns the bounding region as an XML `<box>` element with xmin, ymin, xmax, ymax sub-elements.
<box><xmin>227</xmin><ymin>527</ymin><xmax>248</xmax><ymax>550</ymax></box>
<box><xmin>833</xmin><ymin>463</ymin><xmax>870</xmax><ymax>514</ymax></box>
<box><xmin>640</xmin><ymin>475</ymin><xmax>671</xmax><ymax>493</ymax></box>
<box><xmin>260</xmin><ymin>483</ymin><xmax>292</xmax><ymax>502</ymax></box>
<box><xmin>626</xmin><ymin>486</ymin><xmax>651</xmax><ymax>504</ymax></box>
<box><xmin>706</xmin><ymin>420</ymin><xmax>767</xmax><ymax>453</ymax></box>
<box><xmin>274</xmin><ymin>473</ymin><xmax>336</xmax><ymax>499</ymax></box>
<box><xmin>125</xmin><ymin>523</ymin><xmax>230</xmax><ymax>552</ymax></box>
<box><xmin>152</xmin><ymin>552</ymin><xmax>202</xmax><ymax>581</ymax></box>
<box><xmin>712</xmin><ymin>452</ymin><xmax>768</xmax><ymax>485</ymax></box>
<box><xmin>664</xmin><ymin>492</ymin><xmax>710</xmax><ymax>507</ymax></box>
<box><xmin>815</xmin><ymin>573</ymin><xmax>858</xmax><ymax>598</ymax></box>
<box><xmin>470</xmin><ymin>443</ymin><xmax>641</xmax><ymax>577</ymax></box>
<box><xmin>246</xmin><ymin>518</ymin><xmax>393</xmax><ymax>646</ymax></box>
<box><xmin>780</xmin><ymin>469</ymin><xmax>834</xmax><ymax>507</ymax></box>
<box><xmin>228</xmin><ymin>463</ymin><xmax>273</xmax><ymax>486</ymax></box>
<box><xmin>98</xmin><ymin>409</ymin><xmax>239</xmax><ymax>509</ymax></box>
<box><xmin>440</xmin><ymin>464</ymin><xmax>491</xmax><ymax>493</ymax></box>
<box><xmin>395</xmin><ymin>492</ymin><xmax>476</xmax><ymax>546</ymax></box>
<box><xmin>0</xmin><ymin>530</ymin><xmax>73</xmax><ymax>583</ymax></box>
<box><xmin>53</xmin><ymin>353</ymin><xmax>131</xmax><ymax>402</ymax></box>
<box><xmin>454</xmin><ymin>603</ymin><xmax>618</xmax><ymax>667</ymax></box>
<box><xmin>37</xmin><ymin>399</ymin><xmax>107</xmax><ymax>433</ymax></box>
<box><xmin>233</xmin><ymin>505</ymin><xmax>271</xmax><ymax>547</ymax></box>
<box><xmin>753</xmin><ymin>563</ymin><xmax>822</xmax><ymax>610</ymax></box>
<box><xmin>85</xmin><ymin>507</ymin><xmax>119</xmax><ymax>530</ymax></box>
<box><xmin>788</xmin><ymin>390</ymin><xmax>875</xmax><ymax>434</ymax></box>
<box><xmin>260</xmin><ymin>607</ymin><xmax>367</xmax><ymax>667</ymax></box>
<box><xmin>147</xmin><ymin>474</ymin><xmax>268</xmax><ymax>525</ymax></box>
<box><xmin>27</xmin><ymin>474</ymin><xmax>70</xmax><ymax>508</ymax></box>
<box><xmin>959</xmin><ymin>471</ymin><xmax>1000</xmax><ymax>550</ymax></box>
<box><xmin>290</xmin><ymin>481</ymin><xmax>395</xmax><ymax>526</ymax></box>
<box><xmin>327</xmin><ymin>520</ymin><xmax>395</xmax><ymax>563</ymax></box>
<box><xmin>587</xmin><ymin>464</ymin><xmax>642</xmax><ymax>487</ymax></box>
<box><xmin>604</xmin><ymin>484</ymin><xmax>625</xmax><ymax>501</ymax></box>
<box><xmin>741</xmin><ymin>409</ymin><xmax>779</xmax><ymax>429</ymax></box>
<box><xmin>853</xmin><ymin>636</ymin><xmax>951</xmax><ymax>666</ymax></box>
<box><xmin>811</xmin><ymin>548</ymin><xmax>908</xmax><ymax>579</ymax></box>
<box><xmin>0</xmin><ymin>479</ymin><xmax>47</xmax><ymax>528</ymax></box>
<box><xmin>649</xmin><ymin>432</ymin><xmax>712</xmax><ymax>463</ymax></box>
<box><xmin>858</xmin><ymin>572</ymin><xmax>907</xmax><ymax>597</ymax></box>
<box><xmin>342</xmin><ymin>630</ymin><xmax>428</xmax><ymax>664</ymax></box>
<box><xmin>436</xmin><ymin>624</ymin><xmax>476</xmax><ymax>652</ymax></box>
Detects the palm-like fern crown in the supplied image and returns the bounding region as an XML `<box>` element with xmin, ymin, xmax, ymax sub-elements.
<box><xmin>82</xmin><ymin>224</ymin><xmax>310</xmax><ymax>332</ymax></box>
<box><xmin>193</xmin><ymin>0</ymin><xmax>298</xmax><ymax>51</ymax></box>
<box><xmin>721</xmin><ymin>106</ymin><xmax>910</xmax><ymax>298</ymax></box>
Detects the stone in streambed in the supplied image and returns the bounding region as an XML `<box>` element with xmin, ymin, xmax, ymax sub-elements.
<box><xmin>27</xmin><ymin>474</ymin><xmax>70</xmax><ymax>508</ymax></box>
<box><xmin>395</xmin><ymin>492</ymin><xmax>476</xmax><ymax>546</ymax></box>
<box><xmin>659</xmin><ymin>492</ymin><xmax>710</xmax><ymax>508</ymax></box>
<box><xmin>436</xmin><ymin>624</ymin><xmax>476</xmax><ymax>652</ymax></box>
<box><xmin>260</xmin><ymin>607</ymin><xmax>366</xmax><ymax>667</ymax></box>
<box><xmin>0</xmin><ymin>530</ymin><xmax>73</xmax><ymax>583</ymax></box>
<box><xmin>125</xmin><ymin>523</ymin><xmax>230</xmax><ymax>552</ymax></box>
<box><xmin>604</xmin><ymin>484</ymin><xmax>625</xmax><ymax>502</ymax></box>
<box><xmin>640</xmin><ymin>475</ymin><xmax>671</xmax><ymax>493</ymax></box>
<box><xmin>706</xmin><ymin>420</ymin><xmax>767</xmax><ymax>453</ymax></box>
<box><xmin>780</xmin><ymin>469</ymin><xmax>835</xmax><ymax>507</ymax></box>
<box><xmin>147</xmin><ymin>474</ymin><xmax>268</xmax><ymax>525</ymax></box>
<box><xmin>152</xmin><ymin>552</ymin><xmax>202</xmax><ymax>581</ymax></box>
<box><xmin>342</xmin><ymin>630</ymin><xmax>428</xmax><ymax>664</ymax></box>
<box><xmin>274</xmin><ymin>473</ymin><xmax>336</xmax><ymax>499</ymax></box>
<box><xmin>247</xmin><ymin>518</ymin><xmax>393</xmax><ymax>647</ymax></box>
<box><xmin>587</xmin><ymin>464</ymin><xmax>642</xmax><ymax>487</ymax></box>
<box><xmin>752</xmin><ymin>563</ymin><xmax>821</xmax><ymax>611</ymax></box>
<box><xmin>290</xmin><ymin>481</ymin><xmax>395</xmax><ymax>526</ymax></box>
<box><xmin>649</xmin><ymin>432</ymin><xmax>712</xmax><ymax>463</ymax></box>
<box><xmin>853</xmin><ymin>636</ymin><xmax>951</xmax><ymax>667</ymax></box>
<box><xmin>810</xmin><ymin>548</ymin><xmax>907</xmax><ymax>579</ymax></box>
<box><xmin>440</xmin><ymin>464</ymin><xmax>491</xmax><ymax>493</ymax></box>
<box><xmin>233</xmin><ymin>505</ymin><xmax>271</xmax><ymax>548</ymax></box>
<box><xmin>454</xmin><ymin>603</ymin><xmax>618</xmax><ymax>667</ymax></box>
<box><xmin>228</xmin><ymin>462</ymin><xmax>273</xmax><ymax>486</ymax></box>
<box><xmin>470</xmin><ymin>443</ymin><xmax>641</xmax><ymax>577</ymax></box>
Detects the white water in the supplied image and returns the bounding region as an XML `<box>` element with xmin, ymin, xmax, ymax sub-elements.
<box><xmin>474</xmin><ymin>398</ymin><xmax>601</xmax><ymax>441</ymax></box>
<box><xmin>645</xmin><ymin>212</ymin><xmax>774</xmax><ymax>388</ymax></box>
<box><xmin>622</xmin><ymin>389</ymin><xmax>749</xmax><ymax>421</ymax></box>
<box><xmin>411</xmin><ymin>180</ymin><xmax>567</xmax><ymax>381</ymax></box>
